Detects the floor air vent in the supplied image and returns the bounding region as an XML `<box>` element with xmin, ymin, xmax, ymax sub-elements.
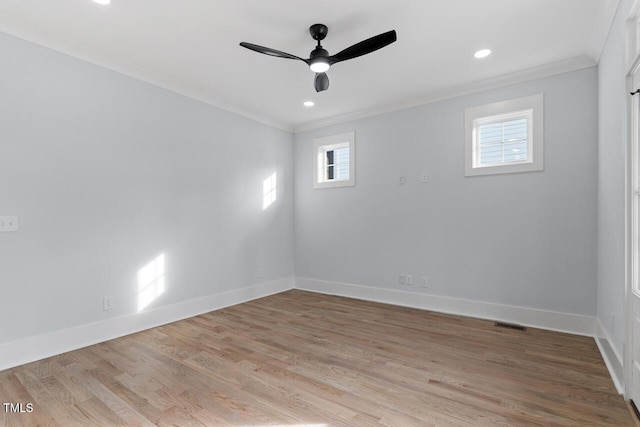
<box><xmin>494</xmin><ymin>322</ymin><xmax>526</xmax><ymax>331</ymax></box>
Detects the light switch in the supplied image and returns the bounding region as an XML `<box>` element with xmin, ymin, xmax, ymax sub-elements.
<box><xmin>103</xmin><ymin>296</ymin><xmax>114</xmax><ymax>311</ymax></box>
<box><xmin>0</xmin><ymin>216</ymin><xmax>18</xmax><ymax>232</ymax></box>
<box><xmin>421</xmin><ymin>276</ymin><xmax>429</xmax><ymax>288</ymax></box>
<box><xmin>420</xmin><ymin>171</ymin><xmax>429</xmax><ymax>183</ymax></box>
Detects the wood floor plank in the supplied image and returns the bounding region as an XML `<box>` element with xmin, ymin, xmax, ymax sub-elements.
<box><xmin>0</xmin><ymin>290</ymin><xmax>633</xmax><ymax>426</ymax></box>
<box><xmin>74</xmin><ymin>396</ymin><xmax>126</xmax><ymax>426</ymax></box>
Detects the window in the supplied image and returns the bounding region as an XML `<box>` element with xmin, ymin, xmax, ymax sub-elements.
<box><xmin>465</xmin><ymin>94</ymin><xmax>543</xmax><ymax>176</ymax></box>
<box><xmin>313</xmin><ymin>131</ymin><xmax>355</xmax><ymax>188</ymax></box>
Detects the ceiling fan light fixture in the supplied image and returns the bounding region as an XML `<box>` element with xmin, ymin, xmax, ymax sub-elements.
<box><xmin>239</xmin><ymin>25</ymin><xmax>397</xmax><ymax>92</ymax></box>
<box><xmin>309</xmin><ymin>60</ymin><xmax>330</xmax><ymax>73</ymax></box>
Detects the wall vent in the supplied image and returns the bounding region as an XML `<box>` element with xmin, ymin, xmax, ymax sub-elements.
<box><xmin>494</xmin><ymin>322</ymin><xmax>526</xmax><ymax>331</ymax></box>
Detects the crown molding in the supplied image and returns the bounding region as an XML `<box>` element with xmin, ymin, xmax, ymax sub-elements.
<box><xmin>293</xmin><ymin>55</ymin><xmax>596</xmax><ymax>133</ymax></box>
<box><xmin>1</xmin><ymin>22</ymin><xmax>601</xmax><ymax>136</ymax></box>
<box><xmin>0</xmin><ymin>27</ymin><xmax>294</xmax><ymax>133</ymax></box>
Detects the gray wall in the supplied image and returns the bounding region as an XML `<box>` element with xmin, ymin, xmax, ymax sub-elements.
<box><xmin>0</xmin><ymin>33</ymin><xmax>294</xmax><ymax>344</ymax></box>
<box><xmin>598</xmin><ymin>0</ymin><xmax>630</xmax><ymax>358</ymax></box>
<box><xmin>294</xmin><ymin>68</ymin><xmax>598</xmax><ymax>315</ymax></box>
<box><xmin>0</xmin><ymin>23</ymin><xmax>609</xmax><ymax>350</ymax></box>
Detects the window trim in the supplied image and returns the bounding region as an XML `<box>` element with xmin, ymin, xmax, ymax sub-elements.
<box><xmin>464</xmin><ymin>94</ymin><xmax>544</xmax><ymax>177</ymax></box>
<box><xmin>313</xmin><ymin>131</ymin><xmax>355</xmax><ymax>189</ymax></box>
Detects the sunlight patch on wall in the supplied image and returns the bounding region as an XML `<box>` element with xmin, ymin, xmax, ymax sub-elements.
<box><xmin>263</xmin><ymin>172</ymin><xmax>277</xmax><ymax>210</ymax></box>
<box><xmin>137</xmin><ymin>253</ymin><xmax>166</xmax><ymax>312</ymax></box>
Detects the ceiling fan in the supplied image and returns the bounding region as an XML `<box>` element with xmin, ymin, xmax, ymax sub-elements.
<box><xmin>240</xmin><ymin>24</ymin><xmax>397</xmax><ymax>93</ymax></box>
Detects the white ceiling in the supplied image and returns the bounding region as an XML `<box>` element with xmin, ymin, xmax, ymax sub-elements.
<box><xmin>0</xmin><ymin>0</ymin><xmax>619</xmax><ymax>132</ymax></box>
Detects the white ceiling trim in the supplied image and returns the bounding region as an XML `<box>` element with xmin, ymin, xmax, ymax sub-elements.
<box><xmin>0</xmin><ymin>27</ymin><xmax>294</xmax><ymax>132</ymax></box>
<box><xmin>0</xmin><ymin>24</ymin><xmax>600</xmax><ymax>136</ymax></box>
<box><xmin>0</xmin><ymin>0</ymin><xmax>615</xmax><ymax>136</ymax></box>
<box><xmin>293</xmin><ymin>55</ymin><xmax>596</xmax><ymax>134</ymax></box>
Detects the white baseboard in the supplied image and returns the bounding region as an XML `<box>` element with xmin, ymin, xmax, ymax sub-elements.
<box><xmin>295</xmin><ymin>278</ymin><xmax>634</xmax><ymax>392</ymax></box>
<box><xmin>3</xmin><ymin>275</ymin><xmax>622</xmax><ymax>397</ymax></box>
<box><xmin>0</xmin><ymin>277</ymin><xmax>294</xmax><ymax>371</ymax></box>
<box><xmin>294</xmin><ymin>277</ymin><xmax>596</xmax><ymax>336</ymax></box>
<box><xmin>595</xmin><ymin>318</ymin><xmax>625</xmax><ymax>394</ymax></box>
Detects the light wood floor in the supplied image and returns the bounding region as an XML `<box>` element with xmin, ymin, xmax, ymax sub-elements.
<box><xmin>0</xmin><ymin>290</ymin><xmax>633</xmax><ymax>426</ymax></box>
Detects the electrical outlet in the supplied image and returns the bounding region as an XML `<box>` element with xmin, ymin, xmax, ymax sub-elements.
<box><xmin>421</xmin><ymin>276</ymin><xmax>429</xmax><ymax>288</ymax></box>
<box><xmin>399</xmin><ymin>274</ymin><xmax>406</xmax><ymax>285</ymax></box>
<box><xmin>406</xmin><ymin>275</ymin><xmax>413</xmax><ymax>285</ymax></box>
<box><xmin>399</xmin><ymin>176</ymin><xmax>406</xmax><ymax>185</ymax></box>
<box><xmin>0</xmin><ymin>216</ymin><xmax>18</xmax><ymax>232</ymax></box>
<box><xmin>103</xmin><ymin>296</ymin><xmax>114</xmax><ymax>311</ymax></box>
<box><xmin>257</xmin><ymin>267</ymin><xmax>264</xmax><ymax>279</ymax></box>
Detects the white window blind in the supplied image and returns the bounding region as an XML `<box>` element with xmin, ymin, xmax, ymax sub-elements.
<box><xmin>325</xmin><ymin>146</ymin><xmax>350</xmax><ymax>181</ymax></box>
<box><xmin>477</xmin><ymin>115</ymin><xmax>529</xmax><ymax>166</ymax></box>
<box><xmin>464</xmin><ymin>94</ymin><xmax>543</xmax><ymax>176</ymax></box>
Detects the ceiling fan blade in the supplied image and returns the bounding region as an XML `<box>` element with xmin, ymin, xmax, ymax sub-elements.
<box><xmin>239</xmin><ymin>42</ymin><xmax>308</xmax><ymax>63</ymax></box>
<box><xmin>330</xmin><ymin>30</ymin><xmax>397</xmax><ymax>64</ymax></box>
<box><xmin>315</xmin><ymin>73</ymin><xmax>329</xmax><ymax>92</ymax></box>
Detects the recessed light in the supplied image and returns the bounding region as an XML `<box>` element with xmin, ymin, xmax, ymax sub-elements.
<box><xmin>303</xmin><ymin>101</ymin><xmax>315</xmax><ymax>107</ymax></box>
<box><xmin>92</xmin><ymin>0</ymin><xmax>111</xmax><ymax>5</ymax></box>
<box><xmin>474</xmin><ymin>49</ymin><xmax>491</xmax><ymax>59</ymax></box>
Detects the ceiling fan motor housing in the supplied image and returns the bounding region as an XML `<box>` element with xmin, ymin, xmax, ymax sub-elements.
<box><xmin>309</xmin><ymin>24</ymin><xmax>328</xmax><ymax>41</ymax></box>
<box><xmin>310</xmin><ymin>46</ymin><xmax>329</xmax><ymax>59</ymax></box>
<box><xmin>240</xmin><ymin>23</ymin><xmax>396</xmax><ymax>93</ymax></box>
